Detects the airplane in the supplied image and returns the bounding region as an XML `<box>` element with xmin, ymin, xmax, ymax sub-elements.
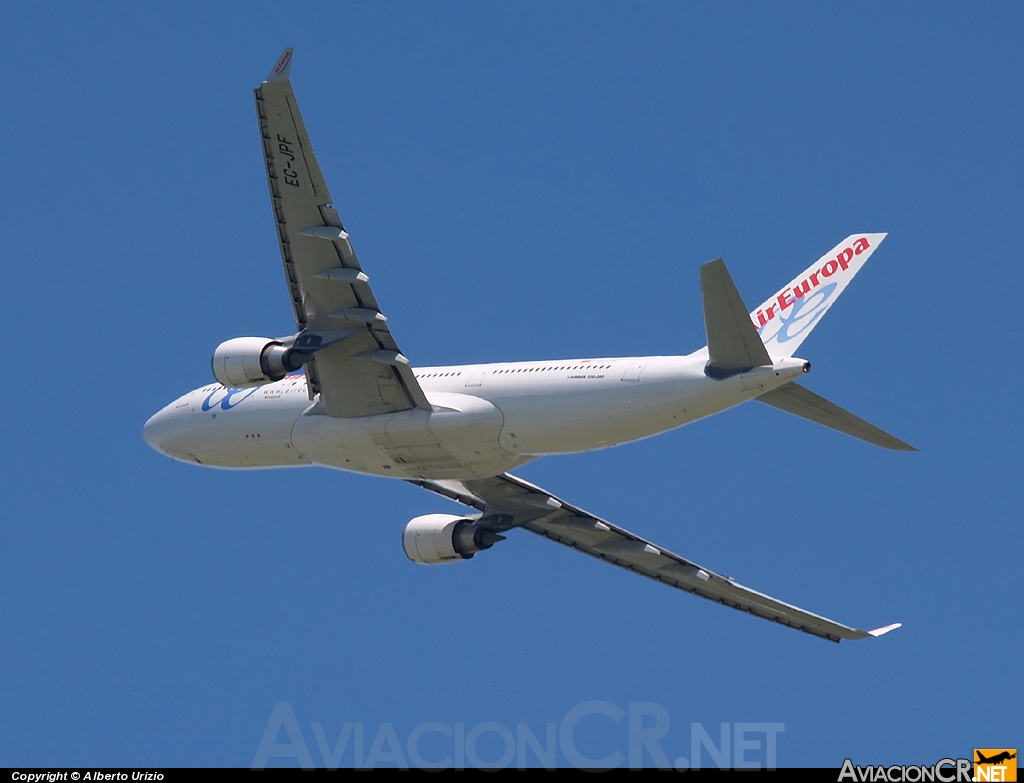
<box><xmin>976</xmin><ymin>751</ymin><xmax>1017</xmax><ymax>765</ymax></box>
<box><xmin>143</xmin><ymin>48</ymin><xmax>913</xmax><ymax>643</ymax></box>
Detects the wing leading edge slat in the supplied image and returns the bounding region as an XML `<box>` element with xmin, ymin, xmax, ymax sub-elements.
<box><xmin>410</xmin><ymin>474</ymin><xmax>899</xmax><ymax>643</ymax></box>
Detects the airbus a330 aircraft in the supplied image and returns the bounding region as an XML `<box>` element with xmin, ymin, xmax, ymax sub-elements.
<box><xmin>144</xmin><ymin>49</ymin><xmax>913</xmax><ymax>642</ymax></box>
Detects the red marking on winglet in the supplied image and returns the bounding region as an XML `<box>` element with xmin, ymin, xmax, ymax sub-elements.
<box><xmin>273</xmin><ymin>50</ymin><xmax>292</xmax><ymax>76</ymax></box>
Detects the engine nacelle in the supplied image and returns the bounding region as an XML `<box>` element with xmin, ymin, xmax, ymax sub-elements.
<box><xmin>402</xmin><ymin>514</ymin><xmax>505</xmax><ymax>565</ymax></box>
<box><xmin>211</xmin><ymin>336</ymin><xmax>307</xmax><ymax>388</ymax></box>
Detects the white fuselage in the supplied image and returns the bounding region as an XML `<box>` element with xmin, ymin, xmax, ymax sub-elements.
<box><xmin>143</xmin><ymin>353</ymin><xmax>808</xmax><ymax>480</ymax></box>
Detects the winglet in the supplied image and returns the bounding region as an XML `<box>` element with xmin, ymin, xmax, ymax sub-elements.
<box><xmin>867</xmin><ymin>622</ymin><xmax>902</xmax><ymax>637</ymax></box>
<box><xmin>266</xmin><ymin>48</ymin><xmax>295</xmax><ymax>83</ymax></box>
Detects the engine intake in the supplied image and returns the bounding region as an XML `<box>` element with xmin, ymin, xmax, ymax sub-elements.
<box><xmin>211</xmin><ymin>337</ymin><xmax>308</xmax><ymax>388</ymax></box>
<box><xmin>403</xmin><ymin>514</ymin><xmax>505</xmax><ymax>565</ymax></box>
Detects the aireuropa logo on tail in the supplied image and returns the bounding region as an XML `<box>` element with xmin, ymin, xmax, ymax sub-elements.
<box><xmin>975</xmin><ymin>749</ymin><xmax>1017</xmax><ymax>782</ymax></box>
<box><xmin>756</xmin><ymin>236</ymin><xmax>873</xmax><ymax>346</ymax></box>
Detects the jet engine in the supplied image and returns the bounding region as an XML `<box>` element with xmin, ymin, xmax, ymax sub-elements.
<box><xmin>211</xmin><ymin>337</ymin><xmax>308</xmax><ymax>388</ymax></box>
<box><xmin>402</xmin><ymin>514</ymin><xmax>505</xmax><ymax>564</ymax></box>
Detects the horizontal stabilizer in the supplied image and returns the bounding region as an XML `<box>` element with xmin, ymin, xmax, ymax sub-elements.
<box><xmin>701</xmin><ymin>259</ymin><xmax>771</xmax><ymax>376</ymax></box>
<box><xmin>758</xmin><ymin>382</ymin><xmax>916</xmax><ymax>451</ymax></box>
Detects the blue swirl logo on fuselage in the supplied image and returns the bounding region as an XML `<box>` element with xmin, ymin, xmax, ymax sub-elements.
<box><xmin>202</xmin><ymin>386</ymin><xmax>259</xmax><ymax>411</ymax></box>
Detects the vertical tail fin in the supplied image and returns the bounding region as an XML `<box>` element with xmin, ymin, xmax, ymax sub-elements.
<box><xmin>752</xmin><ymin>234</ymin><xmax>887</xmax><ymax>358</ymax></box>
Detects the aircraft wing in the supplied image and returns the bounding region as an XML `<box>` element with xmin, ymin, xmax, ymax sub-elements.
<box><xmin>410</xmin><ymin>474</ymin><xmax>900</xmax><ymax>643</ymax></box>
<box><xmin>254</xmin><ymin>49</ymin><xmax>430</xmax><ymax>417</ymax></box>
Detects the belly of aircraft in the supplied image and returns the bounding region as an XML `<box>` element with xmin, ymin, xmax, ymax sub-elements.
<box><xmin>478</xmin><ymin>357</ymin><xmax>775</xmax><ymax>456</ymax></box>
<box><xmin>487</xmin><ymin>359</ymin><xmax>711</xmax><ymax>455</ymax></box>
<box><xmin>290</xmin><ymin>392</ymin><xmax>531</xmax><ymax>479</ymax></box>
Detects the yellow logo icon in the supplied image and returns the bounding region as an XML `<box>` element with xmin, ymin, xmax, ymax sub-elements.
<box><xmin>975</xmin><ymin>749</ymin><xmax>1017</xmax><ymax>782</ymax></box>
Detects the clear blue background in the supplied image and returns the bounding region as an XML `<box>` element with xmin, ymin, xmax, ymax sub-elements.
<box><xmin>1</xmin><ymin>1</ymin><xmax>1020</xmax><ymax>768</ymax></box>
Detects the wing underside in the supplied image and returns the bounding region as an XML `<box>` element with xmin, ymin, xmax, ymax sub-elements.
<box><xmin>255</xmin><ymin>49</ymin><xmax>430</xmax><ymax>417</ymax></box>
<box><xmin>410</xmin><ymin>474</ymin><xmax>899</xmax><ymax>642</ymax></box>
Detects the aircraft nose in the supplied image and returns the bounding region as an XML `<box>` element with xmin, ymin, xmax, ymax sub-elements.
<box><xmin>143</xmin><ymin>408</ymin><xmax>169</xmax><ymax>453</ymax></box>
<box><xmin>143</xmin><ymin>402</ymin><xmax>194</xmax><ymax>457</ymax></box>
<box><xmin>143</xmin><ymin>398</ymin><xmax>204</xmax><ymax>463</ymax></box>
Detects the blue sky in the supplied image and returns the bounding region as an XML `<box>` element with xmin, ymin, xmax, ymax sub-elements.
<box><xmin>1</xmin><ymin>2</ymin><xmax>1020</xmax><ymax>769</ymax></box>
